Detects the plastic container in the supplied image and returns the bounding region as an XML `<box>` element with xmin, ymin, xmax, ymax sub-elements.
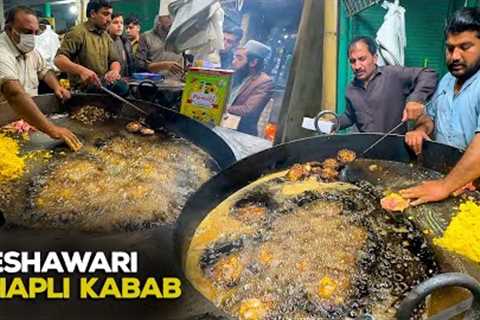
<box><xmin>131</xmin><ymin>73</ymin><xmax>165</xmax><ymax>81</ymax></box>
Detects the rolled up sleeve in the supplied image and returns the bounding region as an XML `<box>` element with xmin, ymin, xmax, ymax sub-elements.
<box><xmin>476</xmin><ymin>110</ymin><xmax>480</xmax><ymax>134</ymax></box>
<box><xmin>36</xmin><ymin>51</ymin><xmax>51</xmax><ymax>80</ymax></box>
<box><xmin>107</xmin><ymin>38</ymin><xmax>121</xmax><ymax>66</ymax></box>
<box><xmin>56</xmin><ymin>29</ymin><xmax>82</xmax><ymax>59</ymax></box>
<box><xmin>426</xmin><ymin>94</ymin><xmax>440</xmax><ymax>121</ymax></box>
<box><xmin>0</xmin><ymin>52</ymin><xmax>19</xmax><ymax>92</ymax></box>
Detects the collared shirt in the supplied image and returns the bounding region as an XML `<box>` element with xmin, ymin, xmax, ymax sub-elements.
<box><xmin>111</xmin><ymin>35</ymin><xmax>136</xmax><ymax>77</ymax></box>
<box><xmin>427</xmin><ymin>69</ymin><xmax>480</xmax><ymax>150</ymax></box>
<box><xmin>0</xmin><ymin>32</ymin><xmax>50</xmax><ymax>103</ymax></box>
<box><xmin>229</xmin><ymin>74</ymin><xmax>253</xmax><ymax>106</ymax></box>
<box><xmin>338</xmin><ymin>65</ymin><xmax>438</xmax><ymax>134</ymax></box>
<box><xmin>135</xmin><ymin>28</ymin><xmax>183</xmax><ymax>73</ymax></box>
<box><xmin>56</xmin><ymin>20</ymin><xmax>120</xmax><ymax>88</ymax></box>
<box><xmin>112</xmin><ymin>36</ymin><xmax>128</xmax><ymax>76</ymax></box>
<box><xmin>131</xmin><ymin>39</ymin><xmax>139</xmax><ymax>55</ymax></box>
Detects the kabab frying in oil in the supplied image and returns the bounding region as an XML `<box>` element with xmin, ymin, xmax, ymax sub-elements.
<box><xmin>187</xmin><ymin>155</ymin><xmax>439</xmax><ymax>320</ymax></box>
<box><xmin>337</xmin><ymin>149</ymin><xmax>357</xmax><ymax>164</ymax></box>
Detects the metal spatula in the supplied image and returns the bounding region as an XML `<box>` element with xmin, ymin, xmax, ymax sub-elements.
<box><xmin>100</xmin><ymin>85</ymin><xmax>166</xmax><ymax>129</ymax></box>
<box><xmin>100</xmin><ymin>85</ymin><xmax>147</xmax><ymax>116</ymax></box>
<box><xmin>362</xmin><ymin>120</ymin><xmax>407</xmax><ymax>156</ymax></box>
<box><xmin>362</xmin><ymin>90</ymin><xmax>447</xmax><ymax>156</ymax></box>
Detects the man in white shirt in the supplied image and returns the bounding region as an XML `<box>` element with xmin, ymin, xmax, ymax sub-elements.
<box><xmin>35</xmin><ymin>19</ymin><xmax>60</xmax><ymax>71</ymax></box>
<box><xmin>0</xmin><ymin>6</ymin><xmax>81</xmax><ymax>151</ymax></box>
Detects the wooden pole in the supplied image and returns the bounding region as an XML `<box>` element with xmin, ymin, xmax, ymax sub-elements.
<box><xmin>77</xmin><ymin>0</ymin><xmax>87</xmax><ymax>24</ymax></box>
<box><xmin>321</xmin><ymin>0</ymin><xmax>338</xmax><ymax>112</ymax></box>
<box><xmin>274</xmin><ymin>0</ymin><xmax>326</xmax><ymax>144</ymax></box>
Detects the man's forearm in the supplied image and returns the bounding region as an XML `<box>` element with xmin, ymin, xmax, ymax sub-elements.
<box><xmin>228</xmin><ymin>105</ymin><xmax>248</xmax><ymax>117</ymax></box>
<box><xmin>42</xmin><ymin>71</ymin><xmax>62</xmax><ymax>91</ymax></box>
<box><xmin>443</xmin><ymin>134</ymin><xmax>480</xmax><ymax>192</ymax></box>
<box><xmin>414</xmin><ymin>114</ymin><xmax>434</xmax><ymax>136</ymax></box>
<box><xmin>4</xmin><ymin>83</ymin><xmax>55</xmax><ymax>135</ymax></box>
<box><xmin>148</xmin><ymin>62</ymin><xmax>166</xmax><ymax>73</ymax></box>
<box><xmin>54</xmin><ymin>55</ymin><xmax>86</xmax><ymax>76</ymax></box>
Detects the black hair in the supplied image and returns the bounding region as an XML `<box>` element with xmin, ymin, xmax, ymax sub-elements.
<box><xmin>445</xmin><ymin>7</ymin><xmax>480</xmax><ymax>38</ymax></box>
<box><xmin>224</xmin><ymin>26</ymin><xmax>244</xmax><ymax>42</ymax></box>
<box><xmin>125</xmin><ymin>15</ymin><xmax>140</xmax><ymax>26</ymax></box>
<box><xmin>5</xmin><ymin>5</ymin><xmax>37</xmax><ymax>26</ymax></box>
<box><xmin>86</xmin><ymin>0</ymin><xmax>112</xmax><ymax>18</ymax></box>
<box><xmin>111</xmin><ymin>12</ymin><xmax>123</xmax><ymax>20</ymax></box>
<box><xmin>39</xmin><ymin>18</ymin><xmax>51</xmax><ymax>25</ymax></box>
<box><xmin>348</xmin><ymin>36</ymin><xmax>378</xmax><ymax>55</ymax></box>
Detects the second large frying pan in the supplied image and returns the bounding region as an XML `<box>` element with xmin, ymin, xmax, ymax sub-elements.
<box><xmin>175</xmin><ymin>134</ymin><xmax>480</xmax><ymax>319</ymax></box>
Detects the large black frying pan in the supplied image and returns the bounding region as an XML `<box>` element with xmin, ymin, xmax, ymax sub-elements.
<box><xmin>0</xmin><ymin>93</ymin><xmax>236</xmax><ymax>169</ymax></box>
<box><xmin>175</xmin><ymin>134</ymin><xmax>480</xmax><ymax>319</ymax></box>
<box><xmin>0</xmin><ymin>93</ymin><xmax>236</xmax><ymax>233</ymax></box>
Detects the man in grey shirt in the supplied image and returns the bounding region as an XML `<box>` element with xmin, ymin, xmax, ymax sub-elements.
<box><xmin>135</xmin><ymin>0</ymin><xmax>183</xmax><ymax>77</ymax></box>
<box><xmin>338</xmin><ymin>36</ymin><xmax>438</xmax><ymax>134</ymax></box>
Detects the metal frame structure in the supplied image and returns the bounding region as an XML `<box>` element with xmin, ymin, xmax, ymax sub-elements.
<box><xmin>343</xmin><ymin>0</ymin><xmax>382</xmax><ymax>16</ymax></box>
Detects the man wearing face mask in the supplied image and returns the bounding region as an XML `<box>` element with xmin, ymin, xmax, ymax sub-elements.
<box><xmin>135</xmin><ymin>0</ymin><xmax>184</xmax><ymax>76</ymax></box>
<box><xmin>0</xmin><ymin>6</ymin><xmax>82</xmax><ymax>151</ymax></box>
<box><xmin>54</xmin><ymin>0</ymin><xmax>122</xmax><ymax>89</ymax></box>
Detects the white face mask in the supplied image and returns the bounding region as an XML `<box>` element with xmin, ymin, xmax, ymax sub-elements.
<box><xmin>13</xmin><ymin>30</ymin><xmax>36</xmax><ymax>53</ymax></box>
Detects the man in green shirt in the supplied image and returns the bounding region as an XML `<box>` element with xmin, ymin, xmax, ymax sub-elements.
<box><xmin>54</xmin><ymin>0</ymin><xmax>121</xmax><ymax>89</ymax></box>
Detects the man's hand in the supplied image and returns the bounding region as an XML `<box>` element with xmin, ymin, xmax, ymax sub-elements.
<box><xmin>160</xmin><ymin>62</ymin><xmax>184</xmax><ymax>75</ymax></box>
<box><xmin>79</xmin><ymin>68</ymin><xmax>101</xmax><ymax>87</ymax></box>
<box><xmin>399</xmin><ymin>179</ymin><xmax>451</xmax><ymax>206</ymax></box>
<box><xmin>405</xmin><ymin>130</ymin><xmax>430</xmax><ymax>155</ymax></box>
<box><xmin>104</xmin><ymin>70</ymin><xmax>121</xmax><ymax>84</ymax></box>
<box><xmin>47</xmin><ymin>125</ymin><xmax>83</xmax><ymax>152</ymax></box>
<box><xmin>452</xmin><ymin>182</ymin><xmax>477</xmax><ymax>197</ymax></box>
<box><xmin>402</xmin><ymin>101</ymin><xmax>425</xmax><ymax>121</ymax></box>
<box><xmin>54</xmin><ymin>87</ymin><xmax>71</xmax><ymax>102</ymax></box>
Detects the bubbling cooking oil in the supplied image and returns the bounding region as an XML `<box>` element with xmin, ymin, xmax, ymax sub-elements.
<box><xmin>27</xmin><ymin>134</ymin><xmax>215</xmax><ymax>232</ymax></box>
<box><xmin>186</xmin><ymin>169</ymin><xmax>439</xmax><ymax>320</ymax></box>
